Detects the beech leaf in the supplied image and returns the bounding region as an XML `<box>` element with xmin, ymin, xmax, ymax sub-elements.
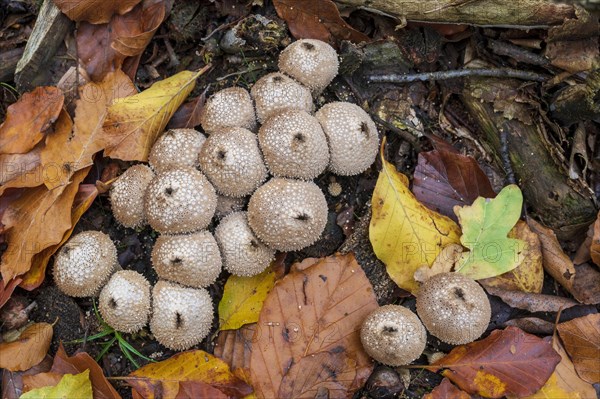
<box><xmin>424</xmin><ymin>378</ymin><xmax>470</xmax><ymax>399</ymax></box>
<box><xmin>370</xmin><ymin>142</ymin><xmax>461</xmax><ymax>293</ymax></box>
<box><xmin>454</xmin><ymin>184</ymin><xmax>525</xmax><ymax>280</ymax></box>
<box><xmin>557</xmin><ymin>314</ymin><xmax>600</xmax><ymax>384</ymax></box>
<box><xmin>0</xmin><ymin>323</ymin><xmax>53</xmax><ymax>372</ymax></box>
<box><xmin>53</xmin><ymin>0</ymin><xmax>141</xmax><ymax>24</ymax></box>
<box><xmin>21</xmin><ymin>370</ymin><xmax>92</xmax><ymax>399</ymax></box>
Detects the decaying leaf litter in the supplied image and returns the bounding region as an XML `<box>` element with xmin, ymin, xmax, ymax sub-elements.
<box><xmin>0</xmin><ymin>0</ymin><xmax>599</xmax><ymax>398</ymax></box>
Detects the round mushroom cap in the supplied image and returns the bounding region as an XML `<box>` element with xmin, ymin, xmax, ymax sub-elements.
<box><xmin>247</xmin><ymin>178</ymin><xmax>327</xmax><ymax>251</ymax></box>
<box><xmin>110</xmin><ymin>164</ymin><xmax>155</xmax><ymax>228</ymax></box>
<box><xmin>315</xmin><ymin>102</ymin><xmax>379</xmax><ymax>176</ymax></box>
<box><xmin>199</xmin><ymin>127</ymin><xmax>267</xmax><ymax>197</ymax></box>
<box><xmin>149</xmin><ymin>129</ymin><xmax>206</xmax><ymax>173</ymax></box>
<box><xmin>144</xmin><ymin>167</ymin><xmax>217</xmax><ymax>234</ymax></box>
<box><xmin>360</xmin><ymin>305</ymin><xmax>427</xmax><ymax>366</ymax></box>
<box><xmin>416</xmin><ymin>272</ymin><xmax>491</xmax><ymax>345</ymax></box>
<box><xmin>53</xmin><ymin>231</ymin><xmax>118</xmax><ymax>297</ymax></box>
<box><xmin>278</xmin><ymin>39</ymin><xmax>339</xmax><ymax>94</ymax></box>
<box><xmin>215</xmin><ymin>212</ymin><xmax>274</xmax><ymax>276</ymax></box>
<box><xmin>99</xmin><ymin>270</ymin><xmax>151</xmax><ymax>333</ymax></box>
<box><xmin>258</xmin><ymin>110</ymin><xmax>329</xmax><ymax>180</ymax></box>
<box><xmin>151</xmin><ymin>231</ymin><xmax>222</xmax><ymax>288</ymax></box>
<box><xmin>200</xmin><ymin>87</ymin><xmax>256</xmax><ymax>134</ymax></box>
<box><xmin>214</xmin><ymin>194</ymin><xmax>247</xmax><ymax>220</ymax></box>
<box><xmin>150</xmin><ymin>281</ymin><xmax>213</xmax><ymax>351</ymax></box>
<box><xmin>250</xmin><ymin>72</ymin><xmax>313</xmax><ymax>123</ymax></box>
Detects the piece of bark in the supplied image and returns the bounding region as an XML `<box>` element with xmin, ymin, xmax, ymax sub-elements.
<box><xmin>551</xmin><ymin>70</ymin><xmax>600</xmax><ymax>125</ymax></box>
<box><xmin>461</xmin><ymin>77</ymin><xmax>597</xmax><ymax>241</ymax></box>
<box><xmin>335</xmin><ymin>0</ymin><xmax>577</xmax><ymax>28</ymax></box>
<box><xmin>14</xmin><ymin>0</ymin><xmax>72</xmax><ymax>91</ymax></box>
<box><xmin>0</xmin><ymin>48</ymin><xmax>24</xmax><ymax>83</ymax></box>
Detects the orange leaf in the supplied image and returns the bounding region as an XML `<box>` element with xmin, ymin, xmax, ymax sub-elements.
<box><xmin>273</xmin><ymin>0</ymin><xmax>369</xmax><ymax>44</ymax></box>
<box><xmin>0</xmin><ymin>87</ymin><xmax>63</xmax><ymax>154</ymax></box>
<box><xmin>0</xmin><ymin>323</ymin><xmax>53</xmax><ymax>371</ymax></box>
<box><xmin>432</xmin><ymin>327</ymin><xmax>561</xmax><ymax>398</ymax></box>
<box><xmin>591</xmin><ymin>212</ymin><xmax>600</xmax><ymax>266</ymax></box>
<box><xmin>424</xmin><ymin>378</ymin><xmax>471</xmax><ymax>399</ymax></box>
<box><xmin>557</xmin><ymin>314</ymin><xmax>600</xmax><ymax>384</ymax></box>
<box><xmin>127</xmin><ymin>350</ymin><xmax>252</xmax><ymax>398</ymax></box>
<box><xmin>0</xmin><ymin>144</ymin><xmax>43</xmax><ymax>195</ymax></box>
<box><xmin>249</xmin><ymin>253</ymin><xmax>378</xmax><ymax>398</ymax></box>
<box><xmin>53</xmin><ymin>0</ymin><xmax>141</xmax><ymax>24</ymax></box>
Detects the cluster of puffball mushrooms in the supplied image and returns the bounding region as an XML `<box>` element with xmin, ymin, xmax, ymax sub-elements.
<box><xmin>53</xmin><ymin>38</ymin><xmax>492</xmax><ymax>365</ymax></box>
<box><xmin>53</xmin><ymin>39</ymin><xmax>380</xmax><ymax>351</ymax></box>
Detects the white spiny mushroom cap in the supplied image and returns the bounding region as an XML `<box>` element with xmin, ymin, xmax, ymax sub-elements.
<box><xmin>198</xmin><ymin>127</ymin><xmax>267</xmax><ymax>197</ymax></box>
<box><xmin>148</xmin><ymin>129</ymin><xmax>206</xmax><ymax>173</ymax></box>
<box><xmin>200</xmin><ymin>87</ymin><xmax>256</xmax><ymax>134</ymax></box>
<box><xmin>360</xmin><ymin>305</ymin><xmax>427</xmax><ymax>366</ymax></box>
<box><xmin>215</xmin><ymin>212</ymin><xmax>274</xmax><ymax>276</ymax></box>
<box><xmin>315</xmin><ymin>102</ymin><xmax>379</xmax><ymax>176</ymax></box>
<box><xmin>151</xmin><ymin>231</ymin><xmax>222</xmax><ymax>288</ymax></box>
<box><xmin>144</xmin><ymin>167</ymin><xmax>217</xmax><ymax>234</ymax></box>
<box><xmin>247</xmin><ymin>178</ymin><xmax>328</xmax><ymax>251</ymax></box>
<box><xmin>150</xmin><ymin>280</ymin><xmax>213</xmax><ymax>351</ymax></box>
<box><xmin>258</xmin><ymin>110</ymin><xmax>329</xmax><ymax>180</ymax></box>
<box><xmin>416</xmin><ymin>272</ymin><xmax>491</xmax><ymax>345</ymax></box>
<box><xmin>53</xmin><ymin>231</ymin><xmax>118</xmax><ymax>297</ymax></box>
<box><xmin>99</xmin><ymin>270</ymin><xmax>151</xmax><ymax>333</ymax></box>
<box><xmin>214</xmin><ymin>194</ymin><xmax>247</xmax><ymax>219</ymax></box>
<box><xmin>110</xmin><ymin>164</ymin><xmax>155</xmax><ymax>228</ymax></box>
<box><xmin>250</xmin><ymin>72</ymin><xmax>313</xmax><ymax>123</ymax></box>
<box><xmin>278</xmin><ymin>39</ymin><xmax>339</xmax><ymax>94</ymax></box>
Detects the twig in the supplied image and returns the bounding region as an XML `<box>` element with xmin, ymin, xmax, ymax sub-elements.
<box><xmin>370</xmin><ymin>114</ymin><xmax>422</xmax><ymax>152</ymax></box>
<box><xmin>369</xmin><ymin>68</ymin><xmax>547</xmax><ymax>83</ymax></box>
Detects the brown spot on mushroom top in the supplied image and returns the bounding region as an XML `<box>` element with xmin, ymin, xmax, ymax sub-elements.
<box><xmin>200</xmin><ymin>87</ymin><xmax>257</xmax><ymax>133</ymax></box>
<box><xmin>250</xmin><ymin>72</ymin><xmax>313</xmax><ymax>123</ymax></box>
<box><xmin>144</xmin><ymin>166</ymin><xmax>217</xmax><ymax>234</ymax></box>
<box><xmin>110</xmin><ymin>164</ymin><xmax>155</xmax><ymax>228</ymax></box>
<box><xmin>99</xmin><ymin>270</ymin><xmax>151</xmax><ymax>333</ymax></box>
<box><xmin>199</xmin><ymin>127</ymin><xmax>267</xmax><ymax>198</ymax></box>
<box><xmin>148</xmin><ymin>128</ymin><xmax>206</xmax><ymax>173</ymax></box>
<box><xmin>315</xmin><ymin>102</ymin><xmax>380</xmax><ymax>176</ymax></box>
<box><xmin>416</xmin><ymin>272</ymin><xmax>491</xmax><ymax>345</ymax></box>
<box><xmin>278</xmin><ymin>39</ymin><xmax>339</xmax><ymax>95</ymax></box>
<box><xmin>247</xmin><ymin>178</ymin><xmax>328</xmax><ymax>251</ymax></box>
<box><xmin>258</xmin><ymin>109</ymin><xmax>329</xmax><ymax>180</ymax></box>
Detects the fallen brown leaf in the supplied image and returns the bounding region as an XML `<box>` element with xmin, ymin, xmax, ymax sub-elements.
<box><xmin>0</xmin><ymin>144</ymin><xmax>43</xmax><ymax>192</ymax></box>
<box><xmin>431</xmin><ymin>327</ymin><xmax>561</xmax><ymax>398</ymax></box>
<box><xmin>273</xmin><ymin>0</ymin><xmax>369</xmax><ymax>44</ymax></box>
<box><xmin>214</xmin><ymin>323</ymin><xmax>256</xmax><ymax>383</ymax></box>
<box><xmin>0</xmin><ymin>87</ymin><xmax>63</xmax><ymax>155</ymax></box>
<box><xmin>413</xmin><ymin>149</ymin><xmax>496</xmax><ymax>222</ymax></box>
<box><xmin>0</xmin><ymin>277</ymin><xmax>22</xmax><ymax>309</ymax></box>
<box><xmin>414</xmin><ymin>243</ymin><xmax>463</xmax><ymax>283</ymax></box>
<box><xmin>166</xmin><ymin>93</ymin><xmax>207</xmax><ymax>130</ymax></box>
<box><xmin>485</xmin><ymin>286</ymin><xmax>578</xmax><ymax>313</ymax></box>
<box><xmin>590</xmin><ymin>211</ymin><xmax>600</xmax><ymax>266</ymax></box>
<box><xmin>424</xmin><ymin>378</ymin><xmax>471</xmax><ymax>399</ymax></box>
<box><xmin>503</xmin><ymin>318</ymin><xmax>555</xmax><ymax>335</ymax></box>
<box><xmin>0</xmin><ymin>323</ymin><xmax>53</xmax><ymax>371</ymax></box>
<box><xmin>53</xmin><ymin>0</ymin><xmax>141</xmax><ymax>24</ymax></box>
<box><xmin>1</xmin><ymin>355</ymin><xmax>53</xmax><ymax>399</ymax></box>
<box><xmin>557</xmin><ymin>314</ymin><xmax>600</xmax><ymax>384</ymax></box>
<box><xmin>249</xmin><ymin>253</ymin><xmax>378</xmax><ymax>398</ymax></box>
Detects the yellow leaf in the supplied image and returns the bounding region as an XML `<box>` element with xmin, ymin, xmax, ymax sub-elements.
<box><xmin>103</xmin><ymin>66</ymin><xmax>210</xmax><ymax>161</ymax></box>
<box><xmin>0</xmin><ymin>323</ymin><xmax>53</xmax><ymax>371</ymax></box>
<box><xmin>369</xmin><ymin>141</ymin><xmax>461</xmax><ymax>293</ymax></box>
<box><xmin>219</xmin><ymin>267</ymin><xmax>276</xmax><ymax>331</ymax></box>
<box><xmin>127</xmin><ymin>350</ymin><xmax>252</xmax><ymax>398</ymax></box>
<box><xmin>21</xmin><ymin>370</ymin><xmax>92</xmax><ymax>399</ymax></box>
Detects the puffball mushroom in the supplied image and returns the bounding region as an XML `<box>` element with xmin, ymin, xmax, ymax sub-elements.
<box><xmin>144</xmin><ymin>166</ymin><xmax>217</xmax><ymax>234</ymax></box>
<box><xmin>316</xmin><ymin>102</ymin><xmax>379</xmax><ymax>176</ymax></box>
<box><xmin>215</xmin><ymin>212</ymin><xmax>274</xmax><ymax>276</ymax></box>
<box><xmin>360</xmin><ymin>305</ymin><xmax>427</xmax><ymax>366</ymax></box>
<box><xmin>247</xmin><ymin>178</ymin><xmax>328</xmax><ymax>251</ymax></box>
<box><xmin>250</xmin><ymin>72</ymin><xmax>313</xmax><ymax>123</ymax></box>
<box><xmin>110</xmin><ymin>164</ymin><xmax>155</xmax><ymax>228</ymax></box>
<box><xmin>198</xmin><ymin>127</ymin><xmax>268</xmax><ymax>197</ymax></box>
<box><xmin>200</xmin><ymin>87</ymin><xmax>257</xmax><ymax>133</ymax></box>
<box><xmin>278</xmin><ymin>39</ymin><xmax>339</xmax><ymax>95</ymax></box>
<box><xmin>148</xmin><ymin>128</ymin><xmax>206</xmax><ymax>173</ymax></box>
<box><xmin>416</xmin><ymin>272</ymin><xmax>491</xmax><ymax>345</ymax></box>
<box><xmin>258</xmin><ymin>109</ymin><xmax>329</xmax><ymax>180</ymax></box>
<box><xmin>53</xmin><ymin>231</ymin><xmax>118</xmax><ymax>297</ymax></box>
<box><xmin>151</xmin><ymin>231</ymin><xmax>222</xmax><ymax>288</ymax></box>
<box><xmin>150</xmin><ymin>280</ymin><xmax>213</xmax><ymax>351</ymax></box>
<box><xmin>99</xmin><ymin>270</ymin><xmax>151</xmax><ymax>333</ymax></box>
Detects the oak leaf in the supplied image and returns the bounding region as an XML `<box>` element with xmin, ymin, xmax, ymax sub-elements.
<box><xmin>370</xmin><ymin>142</ymin><xmax>461</xmax><ymax>293</ymax></box>
<box><xmin>249</xmin><ymin>253</ymin><xmax>378</xmax><ymax>398</ymax></box>
<box><xmin>0</xmin><ymin>323</ymin><xmax>52</xmax><ymax>371</ymax></box>
<box><xmin>103</xmin><ymin>69</ymin><xmax>205</xmax><ymax>161</ymax></box>
<box><xmin>557</xmin><ymin>314</ymin><xmax>600</xmax><ymax>384</ymax></box>
<box><xmin>21</xmin><ymin>370</ymin><xmax>92</xmax><ymax>399</ymax></box>
<box><xmin>431</xmin><ymin>326</ymin><xmax>561</xmax><ymax>398</ymax></box>
<box><xmin>53</xmin><ymin>0</ymin><xmax>141</xmax><ymax>24</ymax></box>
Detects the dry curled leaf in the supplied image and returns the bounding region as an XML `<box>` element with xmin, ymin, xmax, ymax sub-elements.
<box><xmin>273</xmin><ymin>0</ymin><xmax>369</xmax><ymax>44</ymax></box>
<box><xmin>0</xmin><ymin>323</ymin><xmax>52</xmax><ymax>372</ymax></box>
<box><xmin>590</xmin><ymin>212</ymin><xmax>600</xmax><ymax>266</ymax></box>
<box><xmin>557</xmin><ymin>314</ymin><xmax>600</xmax><ymax>384</ymax></box>
<box><xmin>249</xmin><ymin>253</ymin><xmax>378</xmax><ymax>398</ymax></box>
<box><xmin>484</xmin><ymin>286</ymin><xmax>578</xmax><ymax>313</ymax></box>
<box><xmin>431</xmin><ymin>327</ymin><xmax>561</xmax><ymax>398</ymax></box>
<box><xmin>53</xmin><ymin>0</ymin><xmax>141</xmax><ymax>24</ymax></box>
<box><xmin>424</xmin><ymin>378</ymin><xmax>471</xmax><ymax>399</ymax></box>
